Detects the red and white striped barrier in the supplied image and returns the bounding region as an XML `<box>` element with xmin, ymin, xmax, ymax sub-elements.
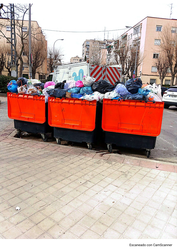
<box><xmin>89</xmin><ymin>65</ymin><xmax>122</xmax><ymax>85</ymax></box>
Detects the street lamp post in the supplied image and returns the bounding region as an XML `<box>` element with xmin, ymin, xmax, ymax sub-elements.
<box><xmin>53</xmin><ymin>39</ymin><xmax>64</xmax><ymax>55</ymax></box>
<box><xmin>53</xmin><ymin>39</ymin><xmax>64</xmax><ymax>67</ymax></box>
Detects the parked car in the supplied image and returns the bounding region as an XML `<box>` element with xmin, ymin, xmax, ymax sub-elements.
<box><xmin>162</xmin><ymin>86</ymin><xmax>177</xmax><ymax>108</ymax></box>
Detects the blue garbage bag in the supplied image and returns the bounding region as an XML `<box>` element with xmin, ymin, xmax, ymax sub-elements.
<box><xmin>68</xmin><ymin>87</ymin><xmax>80</xmax><ymax>94</ymax></box>
<box><xmin>138</xmin><ymin>88</ymin><xmax>150</xmax><ymax>96</ymax></box>
<box><xmin>71</xmin><ymin>93</ymin><xmax>83</xmax><ymax>98</ymax></box>
<box><xmin>114</xmin><ymin>83</ymin><xmax>130</xmax><ymax>96</ymax></box>
<box><xmin>47</xmin><ymin>89</ymin><xmax>66</xmax><ymax>98</ymax></box>
<box><xmin>125</xmin><ymin>78</ymin><xmax>142</xmax><ymax>94</ymax></box>
<box><xmin>80</xmin><ymin>86</ymin><xmax>93</xmax><ymax>95</ymax></box>
<box><xmin>124</xmin><ymin>93</ymin><xmax>145</xmax><ymax>101</ymax></box>
<box><xmin>7</xmin><ymin>80</ymin><xmax>18</xmax><ymax>93</ymax></box>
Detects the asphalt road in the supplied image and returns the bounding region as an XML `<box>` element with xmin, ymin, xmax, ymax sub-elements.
<box><xmin>152</xmin><ymin>106</ymin><xmax>177</xmax><ymax>163</ymax></box>
<box><xmin>0</xmin><ymin>95</ymin><xmax>177</xmax><ymax>163</ymax></box>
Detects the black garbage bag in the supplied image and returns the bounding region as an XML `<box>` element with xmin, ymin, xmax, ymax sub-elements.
<box><xmin>114</xmin><ymin>81</ymin><xmax>123</xmax><ymax>87</ymax></box>
<box><xmin>125</xmin><ymin>78</ymin><xmax>142</xmax><ymax>94</ymax></box>
<box><xmin>47</xmin><ymin>88</ymin><xmax>66</xmax><ymax>98</ymax></box>
<box><xmin>17</xmin><ymin>77</ymin><xmax>28</xmax><ymax>86</ymax></box>
<box><xmin>33</xmin><ymin>82</ymin><xmax>45</xmax><ymax>89</ymax></box>
<box><xmin>55</xmin><ymin>80</ymin><xmax>66</xmax><ymax>89</ymax></box>
<box><xmin>92</xmin><ymin>80</ymin><xmax>114</xmax><ymax>94</ymax></box>
<box><xmin>124</xmin><ymin>93</ymin><xmax>145</xmax><ymax>101</ymax></box>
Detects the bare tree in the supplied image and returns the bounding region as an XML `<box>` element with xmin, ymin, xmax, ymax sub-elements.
<box><xmin>48</xmin><ymin>48</ymin><xmax>62</xmax><ymax>73</ymax></box>
<box><xmin>155</xmin><ymin>53</ymin><xmax>169</xmax><ymax>85</ymax></box>
<box><xmin>0</xmin><ymin>44</ymin><xmax>11</xmax><ymax>75</ymax></box>
<box><xmin>114</xmin><ymin>45</ymin><xmax>128</xmax><ymax>76</ymax></box>
<box><xmin>0</xmin><ymin>4</ymin><xmax>30</xmax><ymax>77</ymax></box>
<box><xmin>0</xmin><ymin>45</ymin><xmax>6</xmax><ymax>75</ymax></box>
<box><xmin>15</xmin><ymin>4</ymin><xmax>29</xmax><ymax>77</ymax></box>
<box><xmin>160</xmin><ymin>25</ymin><xmax>177</xmax><ymax>85</ymax></box>
<box><xmin>24</xmin><ymin>34</ymin><xmax>47</xmax><ymax>79</ymax></box>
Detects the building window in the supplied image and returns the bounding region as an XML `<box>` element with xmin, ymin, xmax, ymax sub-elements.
<box><xmin>156</xmin><ymin>25</ymin><xmax>162</xmax><ymax>32</ymax></box>
<box><xmin>171</xmin><ymin>27</ymin><xmax>177</xmax><ymax>33</ymax></box>
<box><xmin>22</xmin><ymin>26</ymin><xmax>27</xmax><ymax>32</ymax></box>
<box><xmin>154</xmin><ymin>39</ymin><xmax>161</xmax><ymax>45</ymax></box>
<box><xmin>133</xmin><ymin>25</ymin><xmax>140</xmax><ymax>35</ymax></box>
<box><xmin>6</xmin><ymin>26</ymin><xmax>11</xmax><ymax>31</ymax></box>
<box><xmin>151</xmin><ymin>66</ymin><xmax>157</xmax><ymax>72</ymax></box>
<box><xmin>150</xmin><ymin>79</ymin><xmax>156</xmax><ymax>84</ymax></box>
<box><xmin>165</xmin><ymin>79</ymin><xmax>170</xmax><ymax>85</ymax></box>
<box><xmin>153</xmin><ymin>53</ymin><xmax>159</xmax><ymax>59</ymax></box>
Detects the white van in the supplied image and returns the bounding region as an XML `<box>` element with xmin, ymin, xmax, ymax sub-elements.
<box><xmin>52</xmin><ymin>62</ymin><xmax>122</xmax><ymax>85</ymax></box>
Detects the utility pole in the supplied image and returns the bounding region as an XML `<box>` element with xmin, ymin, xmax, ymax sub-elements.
<box><xmin>29</xmin><ymin>3</ymin><xmax>32</xmax><ymax>79</ymax></box>
<box><xmin>170</xmin><ymin>3</ymin><xmax>173</xmax><ymax>18</ymax></box>
<box><xmin>10</xmin><ymin>3</ymin><xmax>17</xmax><ymax>77</ymax></box>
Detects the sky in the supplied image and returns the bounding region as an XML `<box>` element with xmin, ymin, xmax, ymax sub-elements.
<box><xmin>4</xmin><ymin>0</ymin><xmax>177</xmax><ymax>63</ymax></box>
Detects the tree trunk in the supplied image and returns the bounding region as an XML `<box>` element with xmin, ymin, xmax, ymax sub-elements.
<box><xmin>32</xmin><ymin>68</ymin><xmax>36</xmax><ymax>79</ymax></box>
<box><xmin>18</xmin><ymin>57</ymin><xmax>23</xmax><ymax>77</ymax></box>
<box><xmin>171</xmin><ymin>75</ymin><xmax>175</xmax><ymax>86</ymax></box>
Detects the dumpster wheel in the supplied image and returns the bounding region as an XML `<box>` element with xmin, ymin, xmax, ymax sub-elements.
<box><xmin>146</xmin><ymin>149</ymin><xmax>151</xmax><ymax>158</ymax></box>
<box><xmin>41</xmin><ymin>133</ymin><xmax>48</xmax><ymax>142</ymax></box>
<box><xmin>14</xmin><ymin>129</ymin><xmax>21</xmax><ymax>138</ymax></box>
<box><xmin>107</xmin><ymin>144</ymin><xmax>112</xmax><ymax>153</ymax></box>
<box><xmin>87</xmin><ymin>143</ymin><xmax>92</xmax><ymax>150</ymax></box>
<box><xmin>56</xmin><ymin>138</ymin><xmax>61</xmax><ymax>145</ymax></box>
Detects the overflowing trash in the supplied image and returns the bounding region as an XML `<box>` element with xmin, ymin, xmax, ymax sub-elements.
<box><xmin>7</xmin><ymin>77</ymin><xmax>163</xmax><ymax>103</ymax></box>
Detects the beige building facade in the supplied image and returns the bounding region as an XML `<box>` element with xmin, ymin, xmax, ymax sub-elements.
<box><xmin>82</xmin><ymin>39</ymin><xmax>113</xmax><ymax>65</ymax></box>
<box><xmin>119</xmin><ymin>16</ymin><xmax>177</xmax><ymax>85</ymax></box>
<box><xmin>70</xmin><ymin>56</ymin><xmax>83</xmax><ymax>63</ymax></box>
<box><xmin>0</xmin><ymin>18</ymin><xmax>47</xmax><ymax>79</ymax></box>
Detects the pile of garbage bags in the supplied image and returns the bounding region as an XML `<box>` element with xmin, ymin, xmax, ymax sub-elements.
<box><xmin>7</xmin><ymin>76</ymin><xmax>163</xmax><ymax>103</ymax></box>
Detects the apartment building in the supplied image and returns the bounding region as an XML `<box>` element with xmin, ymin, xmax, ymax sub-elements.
<box><xmin>82</xmin><ymin>39</ymin><xmax>113</xmax><ymax>65</ymax></box>
<box><xmin>0</xmin><ymin>18</ymin><xmax>47</xmax><ymax>79</ymax></box>
<box><xmin>118</xmin><ymin>16</ymin><xmax>177</xmax><ymax>85</ymax></box>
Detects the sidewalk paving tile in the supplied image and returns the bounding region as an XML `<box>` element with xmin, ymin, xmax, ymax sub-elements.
<box><xmin>0</xmin><ymin>106</ymin><xmax>177</xmax><ymax>240</ymax></box>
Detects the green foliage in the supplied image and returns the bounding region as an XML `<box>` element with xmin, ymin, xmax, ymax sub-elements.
<box><xmin>0</xmin><ymin>75</ymin><xmax>17</xmax><ymax>93</ymax></box>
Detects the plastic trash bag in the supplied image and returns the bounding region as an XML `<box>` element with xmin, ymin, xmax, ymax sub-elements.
<box><xmin>71</xmin><ymin>93</ymin><xmax>83</xmax><ymax>99</ymax></box>
<box><xmin>104</xmin><ymin>90</ymin><xmax>119</xmax><ymax>99</ymax></box>
<box><xmin>124</xmin><ymin>94</ymin><xmax>145</xmax><ymax>101</ymax></box>
<box><xmin>138</xmin><ymin>88</ymin><xmax>150</xmax><ymax>96</ymax></box>
<box><xmin>64</xmin><ymin>80</ymin><xmax>76</xmax><ymax>90</ymax></box>
<box><xmin>81</xmin><ymin>91</ymin><xmax>104</xmax><ymax>101</ymax></box>
<box><xmin>92</xmin><ymin>80</ymin><xmax>114</xmax><ymax>94</ymax></box>
<box><xmin>17</xmin><ymin>85</ymin><xmax>27</xmax><ymax>94</ymax></box>
<box><xmin>55</xmin><ymin>81</ymin><xmax>65</xmax><ymax>89</ymax></box>
<box><xmin>114</xmin><ymin>83</ymin><xmax>130</xmax><ymax>96</ymax></box>
<box><xmin>7</xmin><ymin>80</ymin><xmax>18</xmax><ymax>93</ymax></box>
<box><xmin>47</xmin><ymin>88</ymin><xmax>66</xmax><ymax>98</ymax></box>
<box><xmin>28</xmin><ymin>79</ymin><xmax>41</xmax><ymax>85</ymax></box>
<box><xmin>80</xmin><ymin>86</ymin><xmax>93</xmax><ymax>95</ymax></box>
<box><xmin>17</xmin><ymin>77</ymin><xmax>28</xmax><ymax>87</ymax></box>
<box><xmin>42</xmin><ymin>88</ymin><xmax>50</xmax><ymax>103</ymax></box>
<box><xmin>33</xmin><ymin>82</ymin><xmax>44</xmax><ymax>89</ymax></box>
<box><xmin>143</xmin><ymin>83</ymin><xmax>162</xmax><ymax>100</ymax></box>
<box><xmin>26</xmin><ymin>85</ymin><xmax>38</xmax><ymax>95</ymax></box>
<box><xmin>147</xmin><ymin>93</ymin><xmax>162</xmax><ymax>102</ymax></box>
<box><xmin>75</xmin><ymin>80</ymin><xmax>84</xmax><ymax>88</ymax></box>
<box><xmin>125</xmin><ymin>78</ymin><xmax>142</xmax><ymax>94</ymax></box>
<box><xmin>82</xmin><ymin>76</ymin><xmax>95</xmax><ymax>86</ymax></box>
<box><xmin>68</xmin><ymin>87</ymin><xmax>80</xmax><ymax>93</ymax></box>
<box><xmin>44</xmin><ymin>81</ymin><xmax>55</xmax><ymax>88</ymax></box>
<box><xmin>112</xmin><ymin>96</ymin><xmax>123</xmax><ymax>100</ymax></box>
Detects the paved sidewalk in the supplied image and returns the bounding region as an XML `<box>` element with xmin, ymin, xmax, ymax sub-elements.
<box><xmin>0</xmin><ymin>96</ymin><xmax>177</xmax><ymax>242</ymax></box>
